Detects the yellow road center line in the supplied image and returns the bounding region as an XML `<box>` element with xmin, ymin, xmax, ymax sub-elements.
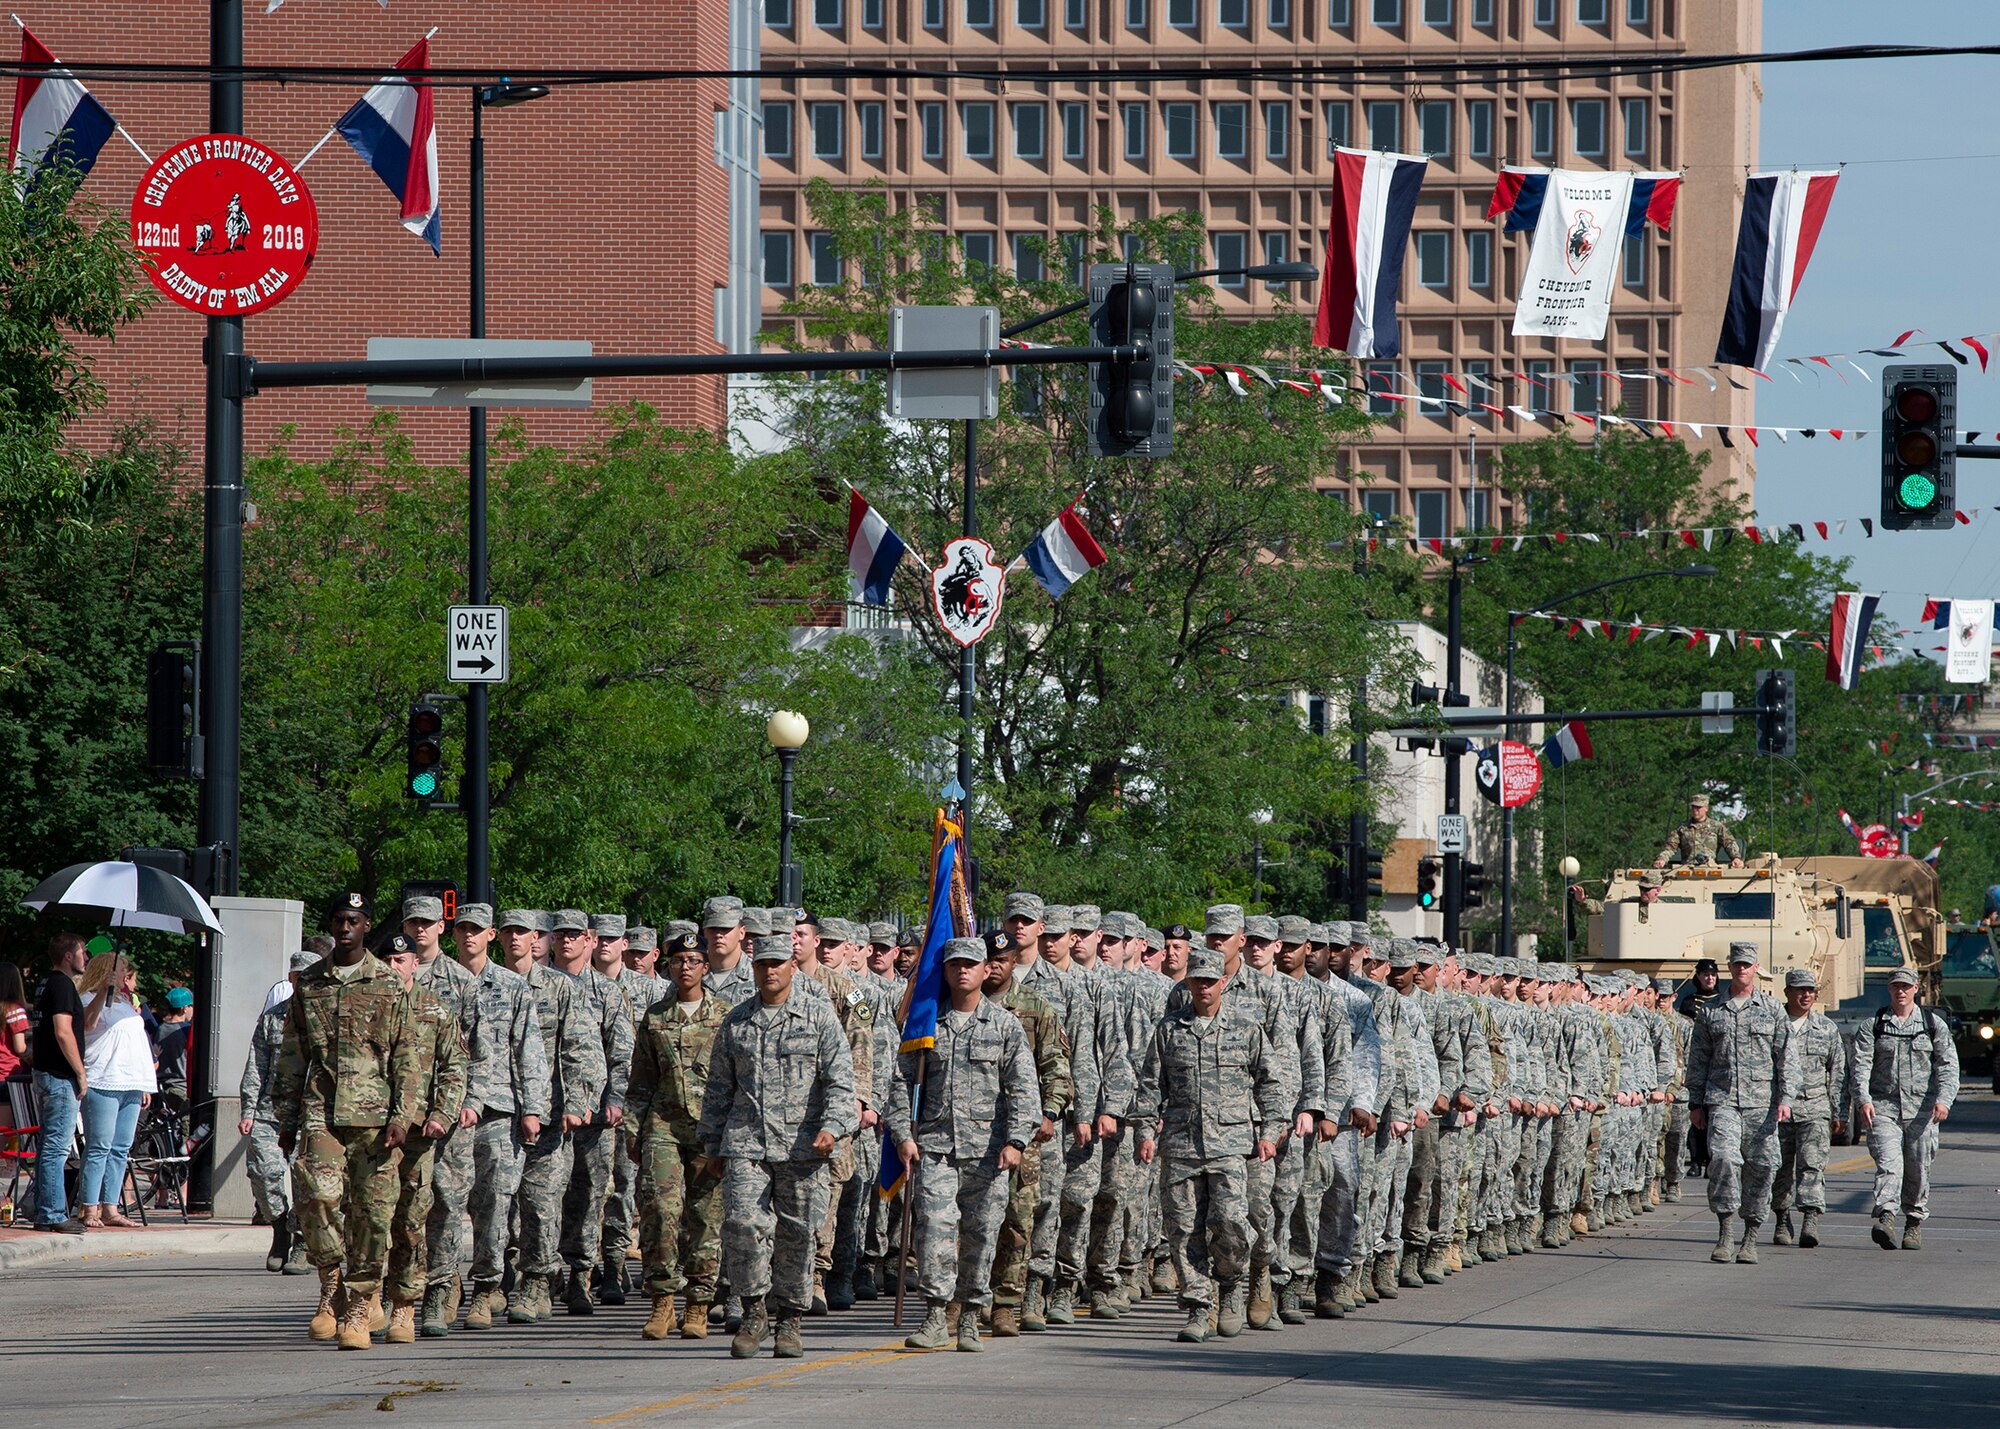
<box><xmin>1827</xmin><ymin>1153</ymin><xmax>1875</xmax><ymax>1173</ymax></box>
<box><xmin>587</xmin><ymin>1341</ymin><xmax>921</xmax><ymax>1423</ymax></box>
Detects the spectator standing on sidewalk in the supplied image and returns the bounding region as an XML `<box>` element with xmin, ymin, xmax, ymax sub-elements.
<box><xmin>30</xmin><ymin>933</ymin><xmax>89</xmax><ymax>1233</ymax></box>
<box><xmin>77</xmin><ymin>951</ymin><xmax>158</xmax><ymax>1228</ymax></box>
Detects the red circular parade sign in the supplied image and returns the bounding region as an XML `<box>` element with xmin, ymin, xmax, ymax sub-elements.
<box><xmin>129</xmin><ymin>134</ymin><xmax>317</xmax><ymax>316</ymax></box>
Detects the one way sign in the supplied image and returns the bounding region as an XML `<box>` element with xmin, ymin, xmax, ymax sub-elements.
<box><xmin>447</xmin><ymin>605</ymin><xmax>510</xmax><ymax>684</ymax></box>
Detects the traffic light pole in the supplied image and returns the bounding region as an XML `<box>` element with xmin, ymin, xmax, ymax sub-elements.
<box><xmin>466</xmin><ymin>94</ymin><xmax>493</xmax><ymax>906</ymax></box>
<box><xmin>1348</xmin><ymin>546</ymin><xmax>1371</xmax><ymax>921</ymax></box>
<box><xmin>1442</xmin><ymin>561</ymin><xmax>1465</xmax><ymax>948</ymax></box>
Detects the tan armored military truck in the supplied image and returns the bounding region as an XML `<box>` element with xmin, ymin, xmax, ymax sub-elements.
<box><xmin>1576</xmin><ymin>853</ymin><xmax>1944</xmax><ymax>1009</ymax></box>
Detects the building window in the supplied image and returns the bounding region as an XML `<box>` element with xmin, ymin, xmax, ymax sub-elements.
<box><xmin>1622</xmin><ymin>230</ymin><xmax>1646</xmax><ymax>288</ymax></box>
<box><xmin>1534</xmin><ymin>0</ymin><xmax>1555</xmax><ymax>23</ymax></box>
<box><xmin>1265</xmin><ymin>101</ymin><xmax>1290</xmax><ymax>159</ymax></box>
<box><xmin>1366</xmin><ymin>100</ymin><xmax>1401</xmax><ymax>152</ymax></box>
<box><xmin>1362</xmin><ymin>488</ymin><xmax>1399</xmax><ymax>520</ymax></box>
<box><xmin>1371</xmin><ymin>0</ymin><xmax>1400</xmax><ymax>24</ymax></box>
<box><xmin>1123</xmin><ymin>102</ymin><xmax>1148</xmax><ymax>158</ymax></box>
<box><xmin>859</xmin><ymin>102</ymin><xmax>884</xmax><ymax>159</ymax></box>
<box><xmin>762</xmin><ymin>102</ymin><xmax>793</xmax><ymax>158</ymax></box>
<box><xmin>1328</xmin><ymin>0</ymin><xmax>1351</xmax><ymax>24</ymax></box>
<box><xmin>1415</xmin><ymin>231</ymin><xmax>1449</xmax><ymax>288</ymax></box>
<box><xmin>1414</xmin><ymin>489</ymin><xmax>1448</xmax><ymax>539</ymax></box>
<box><xmin>963</xmin><ymin>232</ymin><xmax>995</xmax><ymax>274</ymax></box>
<box><xmin>1166</xmin><ymin>103</ymin><xmax>1199</xmax><ymax>160</ymax></box>
<box><xmin>1569</xmin><ymin>361</ymin><xmax>1601</xmax><ymax>415</ymax></box>
<box><xmin>1626</xmin><ymin>0</ymin><xmax>1648</xmax><ymax>21</ymax></box>
<box><xmin>1471</xmin><ymin>0</ymin><xmax>1492</xmax><ymax>23</ymax></box>
<box><xmin>1017</xmin><ymin>0</ymin><xmax>1046</xmax><ymax>23</ymax></box>
<box><xmin>1067</xmin><ymin>0</ymin><xmax>1088</xmax><ymax>24</ymax></box>
<box><xmin>1529</xmin><ymin>99</ymin><xmax>1555</xmax><ymax>159</ymax></box>
<box><xmin>1168</xmin><ymin>0</ymin><xmax>1195</xmax><ymax>23</ymax></box>
<box><xmin>1417</xmin><ymin>100</ymin><xmax>1450</xmax><ymax>157</ymax></box>
<box><xmin>1212</xmin><ymin>103</ymin><xmax>1245</xmax><ymax>159</ymax></box>
<box><xmin>1126</xmin><ymin>0</ymin><xmax>1147</xmax><ymax>25</ymax></box>
<box><xmin>966</xmin><ymin>0</ymin><xmax>996</xmax><ymax>25</ymax></box>
<box><xmin>962</xmin><ymin>102</ymin><xmax>996</xmax><ymax>158</ymax></box>
<box><xmin>1062</xmin><ymin>102</ymin><xmax>1087</xmax><ymax>161</ymax></box>
<box><xmin>864</xmin><ymin>0</ymin><xmax>884</xmax><ymax>24</ymax></box>
<box><xmin>1013</xmin><ymin>103</ymin><xmax>1047</xmax><ymax>158</ymax></box>
<box><xmin>1364</xmin><ymin>362</ymin><xmax>1397</xmax><ymax>416</ymax></box>
<box><xmin>1465</xmin><ymin>229</ymin><xmax>1491</xmax><ymax>288</ymax></box>
<box><xmin>1415</xmin><ymin>361</ymin><xmax>1448</xmax><ymax>401</ymax></box>
<box><xmin>1220</xmin><ymin>0</ymin><xmax>1250</xmax><ymax>25</ymax></box>
<box><xmin>925</xmin><ymin>0</ymin><xmax>946</xmax><ymax>23</ymax></box>
<box><xmin>1576</xmin><ymin>0</ymin><xmax>1606</xmax><ymax>21</ymax></box>
<box><xmin>1525</xmin><ymin>359</ymin><xmax>1554</xmax><ymax>407</ymax></box>
<box><xmin>1324</xmin><ymin>101</ymin><xmax>1351</xmax><ymax>154</ymax></box>
<box><xmin>1214</xmin><ymin>231</ymin><xmax>1248</xmax><ymax>286</ymax></box>
<box><xmin>809</xmin><ymin>232</ymin><xmax>840</xmax><ymax>286</ymax></box>
<box><xmin>1622</xmin><ymin>97</ymin><xmax>1648</xmax><ymax>159</ymax></box>
<box><xmin>1466</xmin><ymin>488</ymin><xmax>1492</xmax><ymax>529</ymax></box>
<box><xmin>810</xmin><ymin>102</ymin><xmax>843</xmax><ymax>159</ymax></box>
<box><xmin>1268</xmin><ymin>0</ymin><xmax>1291</xmax><ymax>25</ymax></box>
<box><xmin>1421</xmin><ymin>0</ymin><xmax>1449</xmax><ymax>25</ymax></box>
<box><xmin>1467</xmin><ymin>100</ymin><xmax>1492</xmax><ymax>157</ymax></box>
<box><xmin>1570</xmin><ymin>100</ymin><xmax>1605</xmax><ymax>157</ymax></box>
<box><xmin>1463</xmin><ymin>359</ymin><xmax>1493</xmax><ymax>414</ymax></box>
<box><xmin>766</xmin><ymin>0</ymin><xmax>793</xmax><ymax>24</ymax></box>
<box><xmin>1013</xmin><ymin>233</ymin><xmax>1045</xmax><ymax>282</ymax></box>
<box><xmin>814</xmin><ymin>0</ymin><xmax>842</xmax><ymax>26</ymax></box>
<box><xmin>1263</xmin><ymin>230</ymin><xmax>1290</xmax><ymax>277</ymax></box>
<box><xmin>921</xmin><ymin>102</ymin><xmax>946</xmax><ymax>159</ymax></box>
<box><xmin>761</xmin><ymin>230</ymin><xmax>792</xmax><ymax>287</ymax></box>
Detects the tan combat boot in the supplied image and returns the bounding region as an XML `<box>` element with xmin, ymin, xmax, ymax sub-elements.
<box><xmin>990</xmin><ymin>1304</ymin><xmax>1021</xmax><ymax>1338</ymax></box>
<box><xmin>385</xmin><ymin>1299</ymin><xmax>417</xmax><ymax>1344</ymax></box>
<box><xmin>681</xmin><ymin>1302</ymin><xmax>711</xmax><ymax>1340</ymax></box>
<box><xmin>367</xmin><ymin>1291</ymin><xmax>386</xmax><ymax>1335</ymax></box>
<box><xmin>310</xmin><ymin>1265</ymin><xmax>342</xmax><ymax>1341</ymax></box>
<box><xmin>772</xmin><ymin>1313</ymin><xmax>804</xmax><ymax>1358</ymax></box>
<box><xmin>1246</xmin><ymin>1264</ymin><xmax>1275</xmax><ymax>1329</ymax></box>
<box><xmin>336</xmin><ymin>1289</ymin><xmax>374</xmax><ymax>1350</ymax></box>
<box><xmin>642</xmin><ymin>1294</ymin><xmax>678</xmax><ymax>1341</ymax></box>
<box><xmin>730</xmin><ymin>1300</ymin><xmax>768</xmax><ymax>1359</ymax></box>
<box><xmin>463</xmin><ymin>1284</ymin><xmax>497</xmax><ymax>1330</ymax></box>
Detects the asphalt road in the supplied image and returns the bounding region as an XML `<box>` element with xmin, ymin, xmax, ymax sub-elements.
<box><xmin>7</xmin><ymin>1094</ymin><xmax>1999</xmax><ymax>1429</ymax></box>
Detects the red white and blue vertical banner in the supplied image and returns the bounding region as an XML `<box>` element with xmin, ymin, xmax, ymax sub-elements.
<box><xmin>1825</xmin><ymin>590</ymin><xmax>1881</xmax><ymax>690</ymax></box>
<box><xmin>1311</xmin><ymin>146</ymin><xmax>1429</xmax><ymax>359</ymax></box>
<box><xmin>8</xmin><ymin>22</ymin><xmax>119</xmax><ymax>192</ymax></box>
<box><xmin>1714</xmin><ymin>169</ymin><xmax>1840</xmax><ymax>370</ymax></box>
<box><xmin>846</xmin><ymin>488</ymin><xmax>907</xmax><ymax>606</ymax></box>
<box><xmin>334</xmin><ymin>36</ymin><xmax>441</xmax><ymax>253</ymax></box>
<box><xmin>1504</xmin><ymin>169</ymin><xmax>1643</xmax><ymax>340</ymax></box>
<box><xmin>1541</xmin><ymin>719</ymin><xmax>1594</xmax><ymax>770</ymax></box>
<box><xmin>1020</xmin><ymin>502</ymin><xmax>1107</xmax><ymax>600</ymax></box>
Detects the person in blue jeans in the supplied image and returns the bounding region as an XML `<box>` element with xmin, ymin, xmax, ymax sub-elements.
<box><xmin>31</xmin><ymin>933</ymin><xmax>90</xmax><ymax>1233</ymax></box>
<box><xmin>76</xmin><ymin>952</ymin><xmax>158</xmax><ymax>1227</ymax></box>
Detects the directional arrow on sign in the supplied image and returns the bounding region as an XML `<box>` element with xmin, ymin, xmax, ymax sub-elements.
<box><xmin>461</xmin><ymin>655</ymin><xmax>495</xmax><ymax>675</ymax></box>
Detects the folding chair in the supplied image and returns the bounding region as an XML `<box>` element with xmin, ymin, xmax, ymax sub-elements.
<box><xmin>0</xmin><ymin>1080</ymin><xmax>38</xmax><ymax>1226</ymax></box>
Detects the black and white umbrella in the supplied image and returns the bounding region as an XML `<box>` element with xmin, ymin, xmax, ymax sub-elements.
<box><xmin>21</xmin><ymin>860</ymin><xmax>224</xmax><ymax>936</ymax></box>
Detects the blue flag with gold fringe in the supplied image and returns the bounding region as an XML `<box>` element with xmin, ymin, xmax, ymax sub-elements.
<box><xmin>879</xmin><ymin>808</ymin><xmax>969</xmax><ymax>1200</ymax></box>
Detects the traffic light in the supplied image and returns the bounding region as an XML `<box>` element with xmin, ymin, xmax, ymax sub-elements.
<box><xmin>1087</xmin><ymin>260</ymin><xmax>1174</xmax><ymax>457</ymax></box>
<box><xmin>1416</xmin><ymin>857</ymin><xmax>1440</xmax><ymax>910</ymax></box>
<box><xmin>1880</xmin><ymin>364</ymin><xmax>1955</xmax><ymax>530</ymax></box>
<box><xmin>1363</xmin><ymin>846</ymin><xmax>1385</xmax><ymax>900</ymax></box>
<box><xmin>1753</xmin><ymin>667</ymin><xmax>1796</xmax><ymax>758</ymax></box>
<box><xmin>1460</xmin><ymin>860</ymin><xmax>1488</xmax><ymax>909</ymax></box>
<box><xmin>406</xmin><ymin>702</ymin><xmax>445</xmax><ymax>800</ymax></box>
<box><xmin>145</xmin><ymin>641</ymin><xmax>202</xmax><ymax>779</ymax></box>
<box><xmin>1406</xmin><ymin>681</ymin><xmax>1470</xmax><ymax>755</ymax></box>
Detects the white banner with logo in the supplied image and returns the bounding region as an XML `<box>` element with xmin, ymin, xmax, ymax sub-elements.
<box><xmin>1945</xmin><ymin>598</ymin><xmax>1994</xmax><ymax>683</ymax></box>
<box><xmin>1513</xmin><ymin>169</ymin><xmax>1636</xmax><ymax>341</ymax></box>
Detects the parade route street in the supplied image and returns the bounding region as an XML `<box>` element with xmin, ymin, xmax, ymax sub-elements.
<box><xmin>6</xmin><ymin>1092</ymin><xmax>1998</xmax><ymax>1429</ymax></box>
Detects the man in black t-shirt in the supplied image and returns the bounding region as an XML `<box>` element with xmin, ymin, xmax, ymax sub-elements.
<box><xmin>31</xmin><ymin>932</ymin><xmax>90</xmax><ymax>1232</ymax></box>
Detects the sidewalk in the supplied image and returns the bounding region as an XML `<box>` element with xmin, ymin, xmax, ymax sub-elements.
<box><xmin>0</xmin><ymin>1219</ymin><xmax>264</xmax><ymax>1272</ymax></box>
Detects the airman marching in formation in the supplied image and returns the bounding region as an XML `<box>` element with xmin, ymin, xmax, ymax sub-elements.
<box><xmin>263</xmin><ymin>889</ymin><xmax>1960</xmax><ymax>1357</ymax></box>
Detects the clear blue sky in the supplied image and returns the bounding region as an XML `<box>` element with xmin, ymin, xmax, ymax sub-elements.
<box><xmin>1756</xmin><ymin>1</ymin><xmax>2000</xmax><ymax>658</ymax></box>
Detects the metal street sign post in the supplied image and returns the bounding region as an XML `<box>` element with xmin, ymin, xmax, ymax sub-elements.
<box><xmin>1436</xmin><ymin>813</ymin><xmax>1468</xmax><ymax>855</ymax></box>
<box><xmin>447</xmin><ymin>605</ymin><xmax>510</xmax><ymax>684</ymax></box>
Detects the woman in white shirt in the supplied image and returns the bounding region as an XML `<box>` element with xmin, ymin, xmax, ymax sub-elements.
<box><xmin>78</xmin><ymin>952</ymin><xmax>158</xmax><ymax>1228</ymax></box>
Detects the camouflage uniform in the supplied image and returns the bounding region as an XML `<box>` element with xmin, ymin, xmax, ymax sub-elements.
<box><xmin>409</xmin><ymin>955</ymin><xmax>478</xmax><ymax>1294</ymax></box>
<box><xmin>628</xmin><ymin>985</ymin><xmax>732</xmax><ymax>1305</ymax></box>
<box><xmin>389</xmin><ymin>978</ymin><xmax>471</xmax><ymax>1304</ymax></box>
<box><xmin>1016</xmin><ymin>952</ymin><xmax>1101</xmax><ymax>1283</ymax></box>
<box><xmin>1053</xmin><ymin>957</ymin><xmax>1135</xmax><ymax>1293</ymax></box>
<box><xmin>453</xmin><ymin>959</ymin><xmax>550</xmax><ymax>1291</ymax></box>
<box><xmin>1686</xmin><ymin>979</ymin><xmax>1798</xmax><ymax>1227</ymax></box>
<box><xmin>1307</xmin><ymin>947</ymin><xmax>1383</xmax><ymax>1282</ymax></box>
<box><xmin>698</xmin><ymin>985</ymin><xmax>859</xmax><ymax>1316</ymax></box>
<box><xmin>1132</xmin><ymin>995</ymin><xmax>1287</xmax><ymax>1311</ymax></box>
<box><xmin>1660</xmin><ymin>1000</ymin><xmax>1693</xmax><ymax>1196</ymax></box>
<box><xmin>884</xmin><ymin>992</ymin><xmax>1041</xmax><ymax>1310</ymax></box>
<box><xmin>1098</xmin><ymin>952</ymin><xmax>1173</xmax><ymax>1291</ymax></box>
<box><xmin>238</xmin><ymin>992</ymin><xmax>295</xmax><ymax>1222</ymax></box>
<box><xmin>271</xmin><ymin>954</ymin><xmax>424</xmax><ymax>1307</ymax></box>
<box><xmin>1775</xmin><ymin>1002</ymin><xmax>1845</xmax><ymax>1216</ymax></box>
<box><xmin>991</xmin><ymin>978</ymin><xmax>1072</xmax><ymax>1308</ymax></box>
<box><xmin>1655</xmin><ymin>817</ymin><xmax>1742</xmax><ymax>867</ymax></box>
<box><xmin>1849</xmin><ymin>997</ymin><xmax>1959</xmax><ymax>1224</ymax></box>
<box><xmin>604</xmin><ymin>961</ymin><xmax>668</xmax><ymax>1269</ymax></box>
<box><xmin>798</xmin><ymin>957</ymin><xmax>876</xmax><ymax>1281</ymax></box>
<box><xmin>1419</xmin><ymin>980</ymin><xmax>1488</xmax><ymax>1265</ymax></box>
<box><xmin>514</xmin><ymin>963</ymin><xmax>607</xmax><ymax>1283</ymax></box>
<box><xmin>557</xmin><ymin>964</ymin><xmax>635</xmax><ymax>1278</ymax></box>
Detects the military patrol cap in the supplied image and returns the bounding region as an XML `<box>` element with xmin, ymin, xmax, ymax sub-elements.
<box><xmin>1145</xmin><ymin>927</ymin><xmax>1164</xmax><ymax>952</ymax></box>
<box><xmin>867</xmin><ymin>921</ymin><xmax>899</xmax><ymax>947</ymax></box>
<box><xmin>1205</xmin><ymin>904</ymin><xmax>1245</xmax><ymax>937</ymax></box>
<box><xmin>1101</xmin><ymin>911</ymin><xmax>1134</xmax><ymax>939</ymax></box>
<box><xmin>551</xmin><ymin>908</ymin><xmax>590</xmax><ymax>933</ymax></box>
<box><xmin>1518</xmin><ymin>959</ymin><xmax>1543</xmax><ymax>981</ymax></box>
<box><xmin>1163</xmin><ymin>923</ymin><xmax>1192</xmax><ymax>942</ymax></box>
<box><xmin>984</xmin><ymin>928</ymin><xmax>1015</xmax><ymax>957</ymax></box>
<box><xmin>1689</xmin><ymin>792</ymin><xmax>1710</xmax><ymax>808</ymax></box>
<box><xmin>591</xmin><ymin>913</ymin><xmax>627</xmax><ymax>939</ymax></box>
<box><xmin>1637</xmin><ymin>869</ymin><xmax>1665</xmax><ymax>889</ymax></box>
<box><xmin>402</xmin><ymin>895</ymin><xmax>444</xmax><ymax>922</ymax></box>
<box><xmin>1041</xmin><ymin>905</ymin><xmax>1075</xmax><ymax>936</ymax></box>
<box><xmin>742</xmin><ymin>906</ymin><xmax>776</xmax><ymax>937</ymax></box>
<box><xmin>811</xmin><ymin>915</ymin><xmax>843</xmax><ymax>943</ymax></box>
<box><xmin>1276</xmin><ymin>914</ymin><xmax>1313</xmax><ymax>944</ymax></box>
<box><xmin>702</xmin><ymin>896</ymin><xmax>745</xmax><ymax>930</ymax></box>
<box><xmin>532</xmin><ymin>911</ymin><xmax>553</xmax><ymax>934</ymax></box>
<box><xmin>1888</xmin><ymin>966</ymin><xmax>1919</xmax><ymax>986</ymax></box>
<box><xmin>943</xmin><ymin>936</ymin><xmax>987</xmax><ymax>964</ymax></box>
<box><xmin>290</xmin><ymin>947</ymin><xmax>323</xmax><ymax>971</ymax></box>
<box><xmin>1071</xmin><ymin>905</ymin><xmax>1103</xmax><ymax>933</ymax></box>
<box><xmin>1003</xmin><ymin>892</ymin><xmax>1045</xmax><ymax>922</ymax></box>
<box><xmin>497</xmin><ymin>908</ymin><xmax>538</xmax><ymax>931</ymax></box>
<box><xmin>1386</xmin><ymin>942</ymin><xmax>1418</xmax><ymax>970</ymax></box>
<box><xmin>324</xmin><ymin>891</ymin><xmax>371</xmax><ymax>924</ymax></box>
<box><xmin>1185</xmin><ymin>947</ymin><xmax>1227</xmax><ymax>980</ymax></box>
<box><xmin>744</xmin><ymin>933</ymin><xmax>790</xmax><ymax>963</ymax></box>
<box><xmin>1349</xmin><ymin>925</ymin><xmax>1375</xmax><ymax>952</ymax></box>
<box><xmin>1414</xmin><ymin>943</ymin><xmax>1442</xmax><ymax>967</ymax></box>
<box><xmin>1243</xmin><ymin>914</ymin><xmax>1280</xmax><ymax>941</ymax></box>
<box><xmin>1783</xmin><ymin>967</ymin><xmax>1817</xmax><ymax>990</ymax></box>
<box><xmin>627</xmin><ymin>926</ymin><xmax>658</xmax><ymax>953</ymax></box>
<box><xmin>1727</xmin><ymin>941</ymin><xmax>1760</xmax><ymax>966</ymax></box>
<box><xmin>661</xmin><ymin>920</ymin><xmax>702</xmax><ymax>954</ymax></box>
<box><xmin>1305</xmin><ymin>923</ymin><xmax>1329</xmax><ymax>944</ymax></box>
<box><xmin>1652</xmin><ymin>976</ymin><xmax>1676</xmax><ymax>994</ymax></box>
<box><xmin>454</xmin><ymin>902</ymin><xmax>494</xmax><ymax>930</ymax></box>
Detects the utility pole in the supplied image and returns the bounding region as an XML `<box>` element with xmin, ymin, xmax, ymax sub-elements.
<box><xmin>467</xmin><ymin>93</ymin><xmax>493</xmax><ymax>906</ymax></box>
<box><xmin>1348</xmin><ymin>543</ymin><xmax>1371</xmax><ymax>921</ymax></box>
<box><xmin>1441</xmin><ymin>558</ymin><xmax>1466</xmax><ymax>948</ymax></box>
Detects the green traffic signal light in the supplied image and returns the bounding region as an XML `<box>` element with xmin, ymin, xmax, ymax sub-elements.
<box><xmin>410</xmin><ymin>769</ymin><xmax>439</xmax><ymax>798</ymax></box>
<box><xmin>1897</xmin><ymin>471</ymin><xmax>1938</xmax><ymax>510</ymax></box>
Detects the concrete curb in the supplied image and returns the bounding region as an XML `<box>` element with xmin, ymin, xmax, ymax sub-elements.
<box><xmin>0</xmin><ymin>1225</ymin><xmax>266</xmax><ymax>1273</ymax></box>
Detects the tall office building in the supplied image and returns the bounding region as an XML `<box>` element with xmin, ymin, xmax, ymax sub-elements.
<box><xmin>760</xmin><ymin>0</ymin><xmax>1760</xmax><ymax>528</ymax></box>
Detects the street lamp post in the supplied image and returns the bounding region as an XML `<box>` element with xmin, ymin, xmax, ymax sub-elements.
<box><xmin>1899</xmin><ymin>768</ymin><xmax>2000</xmax><ymax>854</ymax></box>
<box><xmin>768</xmin><ymin>710</ymin><xmax>810</xmax><ymax>906</ymax></box>
<box><xmin>1500</xmin><ymin>563</ymin><xmax>1716</xmax><ymax>958</ymax></box>
<box><xmin>464</xmin><ymin>81</ymin><xmax>550</xmax><ymax>905</ymax></box>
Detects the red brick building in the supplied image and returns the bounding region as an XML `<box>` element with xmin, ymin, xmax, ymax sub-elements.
<box><xmin>45</xmin><ymin>2</ymin><xmax>752</xmax><ymax>463</ymax></box>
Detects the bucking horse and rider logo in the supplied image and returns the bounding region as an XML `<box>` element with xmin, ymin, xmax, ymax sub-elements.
<box><xmin>1563</xmin><ymin>208</ymin><xmax>1602</xmax><ymax>275</ymax></box>
<box><xmin>930</xmin><ymin>538</ymin><xmax>1006</xmax><ymax>648</ymax></box>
